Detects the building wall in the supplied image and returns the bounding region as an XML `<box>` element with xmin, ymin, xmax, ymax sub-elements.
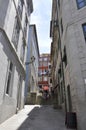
<box><xmin>63</xmin><ymin>22</ymin><xmax>86</xmax><ymax>130</ymax></box>
<box><xmin>0</xmin><ymin>0</ymin><xmax>33</xmax><ymax>123</ymax></box>
<box><xmin>38</xmin><ymin>54</ymin><xmax>51</xmax><ymax>92</ymax></box>
<box><xmin>51</xmin><ymin>0</ymin><xmax>86</xmax><ymax>129</ymax></box>
<box><xmin>0</xmin><ymin>31</ymin><xmax>20</xmax><ymax>123</ymax></box>
<box><xmin>57</xmin><ymin>0</ymin><xmax>86</xmax><ymax>129</ymax></box>
<box><xmin>25</xmin><ymin>25</ymin><xmax>39</xmax><ymax>103</ymax></box>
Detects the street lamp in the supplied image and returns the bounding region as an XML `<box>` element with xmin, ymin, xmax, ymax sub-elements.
<box><xmin>25</xmin><ymin>56</ymin><xmax>35</xmax><ymax>65</ymax></box>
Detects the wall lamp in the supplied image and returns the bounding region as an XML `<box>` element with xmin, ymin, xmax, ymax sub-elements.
<box><xmin>25</xmin><ymin>56</ymin><xmax>35</xmax><ymax>65</ymax></box>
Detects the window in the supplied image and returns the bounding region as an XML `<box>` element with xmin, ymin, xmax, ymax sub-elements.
<box><xmin>38</xmin><ymin>70</ymin><xmax>42</xmax><ymax>75</ymax></box>
<box><xmin>20</xmin><ymin>39</ymin><xmax>25</xmax><ymax>63</ymax></box>
<box><xmin>61</xmin><ymin>18</ymin><xmax>63</xmax><ymax>34</ymax></box>
<box><xmin>39</xmin><ymin>85</ymin><xmax>42</xmax><ymax>88</ymax></box>
<box><xmin>43</xmin><ymin>77</ymin><xmax>47</xmax><ymax>81</ymax></box>
<box><xmin>50</xmin><ymin>78</ymin><xmax>52</xmax><ymax>83</ymax></box>
<box><xmin>44</xmin><ymin>57</ymin><xmax>47</xmax><ymax>61</ymax></box>
<box><xmin>58</xmin><ymin>0</ymin><xmax>60</xmax><ymax>8</ymax></box>
<box><xmin>26</xmin><ymin>0</ymin><xmax>33</xmax><ymax>15</ymax></box>
<box><xmin>43</xmin><ymin>69</ymin><xmax>48</xmax><ymax>75</ymax></box>
<box><xmin>60</xmin><ymin>82</ymin><xmax>64</xmax><ymax>103</ymax></box>
<box><xmin>6</xmin><ymin>62</ymin><xmax>13</xmax><ymax>96</ymax></box>
<box><xmin>76</xmin><ymin>0</ymin><xmax>86</xmax><ymax>9</ymax></box>
<box><xmin>58</xmin><ymin>38</ymin><xmax>60</xmax><ymax>50</ymax></box>
<box><xmin>49</xmin><ymin>65</ymin><xmax>51</xmax><ymax>69</ymax></box>
<box><xmin>38</xmin><ymin>77</ymin><xmax>42</xmax><ymax>82</ymax></box>
<box><xmin>39</xmin><ymin>62</ymin><xmax>42</xmax><ymax>67</ymax></box>
<box><xmin>12</xmin><ymin>17</ymin><xmax>21</xmax><ymax>49</ymax></box>
<box><xmin>24</xmin><ymin>15</ymin><xmax>28</xmax><ymax>38</ymax></box>
<box><xmin>82</xmin><ymin>23</ymin><xmax>86</xmax><ymax>41</ymax></box>
<box><xmin>62</xmin><ymin>46</ymin><xmax>67</xmax><ymax>67</ymax></box>
<box><xmin>45</xmin><ymin>69</ymin><xmax>47</xmax><ymax>72</ymax></box>
<box><xmin>18</xmin><ymin>0</ymin><xmax>24</xmax><ymax>19</ymax></box>
<box><xmin>58</xmin><ymin>64</ymin><xmax>61</xmax><ymax>77</ymax></box>
<box><xmin>43</xmin><ymin>62</ymin><xmax>48</xmax><ymax>66</ymax></box>
<box><xmin>39</xmin><ymin>58</ymin><xmax>42</xmax><ymax>61</ymax></box>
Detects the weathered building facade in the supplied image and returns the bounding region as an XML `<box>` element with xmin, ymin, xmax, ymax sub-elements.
<box><xmin>50</xmin><ymin>0</ymin><xmax>86</xmax><ymax>129</ymax></box>
<box><xmin>50</xmin><ymin>0</ymin><xmax>65</xmax><ymax>109</ymax></box>
<box><xmin>0</xmin><ymin>0</ymin><xmax>33</xmax><ymax>123</ymax></box>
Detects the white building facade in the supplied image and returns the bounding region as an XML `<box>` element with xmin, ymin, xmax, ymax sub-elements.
<box><xmin>0</xmin><ymin>0</ymin><xmax>33</xmax><ymax>123</ymax></box>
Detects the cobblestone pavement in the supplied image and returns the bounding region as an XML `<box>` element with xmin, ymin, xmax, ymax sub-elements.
<box><xmin>0</xmin><ymin>105</ymin><xmax>74</xmax><ymax>130</ymax></box>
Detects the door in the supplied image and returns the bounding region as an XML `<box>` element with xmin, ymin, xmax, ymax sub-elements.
<box><xmin>17</xmin><ymin>76</ymin><xmax>22</xmax><ymax>111</ymax></box>
<box><xmin>67</xmin><ymin>85</ymin><xmax>72</xmax><ymax>112</ymax></box>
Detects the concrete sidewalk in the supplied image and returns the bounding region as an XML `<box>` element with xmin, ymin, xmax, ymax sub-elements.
<box><xmin>0</xmin><ymin>105</ymin><xmax>73</xmax><ymax>130</ymax></box>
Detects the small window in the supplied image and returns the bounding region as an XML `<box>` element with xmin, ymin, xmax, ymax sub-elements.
<box><xmin>62</xmin><ymin>46</ymin><xmax>67</xmax><ymax>67</ymax></box>
<box><xmin>6</xmin><ymin>62</ymin><xmax>13</xmax><ymax>96</ymax></box>
<box><xmin>39</xmin><ymin>77</ymin><xmax>42</xmax><ymax>81</ymax></box>
<box><xmin>50</xmin><ymin>78</ymin><xmax>52</xmax><ymax>83</ymax></box>
<box><xmin>49</xmin><ymin>65</ymin><xmax>51</xmax><ymax>69</ymax></box>
<box><xmin>18</xmin><ymin>0</ymin><xmax>24</xmax><ymax>19</ymax></box>
<box><xmin>43</xmin><ymin>62</ymin><xmax>48</xmax><ymax>66</ymax></box>
<box><xmin>12</xmin><ymin>17</ymin><xmax>21</xmax><ymax>49</ymax></box>
<box><xmin>39</xmin><ymin>58</ymin><xmax>42</xmax><ymax>61</ymax></box>
<box><xmin>44</xmin><ymin>57</ymin><xmax>47</xmax><ymax>61</ymax></box>
<box><xmin>45</xmin><ymin>69</ymin><xmax>47</xmax><ymax>73</ymax></box>
<box><xmin>39</xmin><ymin>85</ymin><xmax>42</xmax><ymax>88</ymax></box>
<box><xmin>58</xmin><ymin>38</ymin><xmax>60</xmax><ymax>50</ymax></box>
<box><xmin>24</xmin><ymin>15</ymin><xmax>28</xmax><ymax>38</ymax></box>
<box><xmin>20</xmin><ymin>39</ymin><xmax>25</xmax><ymax>63</ymax></box>
<box><xmin>76</xmin><ymin>0</ymin><xmax>86</xmax><ymax>9</ymax></box>
<box><xmin>58</xmin><ymin>0</ymin><xmax>60</xmax><ymax>8</ymax></box>
<box><xmin>82</xmin><ymin>23</ymin><xmax>86</xmax><ymax>41</ymax></box>
<box><xmin>61</xmin><ymin>18</ymin><xmax>63</xmax><ymax>34</ymax></box>
<box><xmin>43</xmin><ymin>77</ymin><xmax>47</xmax><ymax>81</ymax></box>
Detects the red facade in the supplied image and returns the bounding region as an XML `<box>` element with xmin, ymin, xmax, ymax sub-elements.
<box><xmin>38</xmin><ymin>54</ymin><xmax>50</xmax><ymax>89</ymax></box>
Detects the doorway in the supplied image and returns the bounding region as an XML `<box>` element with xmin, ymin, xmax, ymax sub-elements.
<box><xmin>67</xmin><ymin>85</ymin><xmax>72</xmax><ymax>112</ymax></box>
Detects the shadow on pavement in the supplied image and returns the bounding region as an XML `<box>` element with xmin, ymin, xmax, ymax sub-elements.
<box><xmin>17</xmin><ymin>105</ymin><xmax>67</xmax><ymax>130</ymax></box>
<box><xmin>17</xmin><ymin>106</ymin><xmax>40</xmax><ymax>130</ymax></box>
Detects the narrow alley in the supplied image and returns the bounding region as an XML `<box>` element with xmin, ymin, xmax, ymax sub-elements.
<box><xmin>0</xmin><ymin>0</ymin><xmax>86</xmax><ymax>129</ymax></box>
<box><xmin>0</xmin><ymin>105</ymin><xmax>69</xmax><ymax>130</ymax></box>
